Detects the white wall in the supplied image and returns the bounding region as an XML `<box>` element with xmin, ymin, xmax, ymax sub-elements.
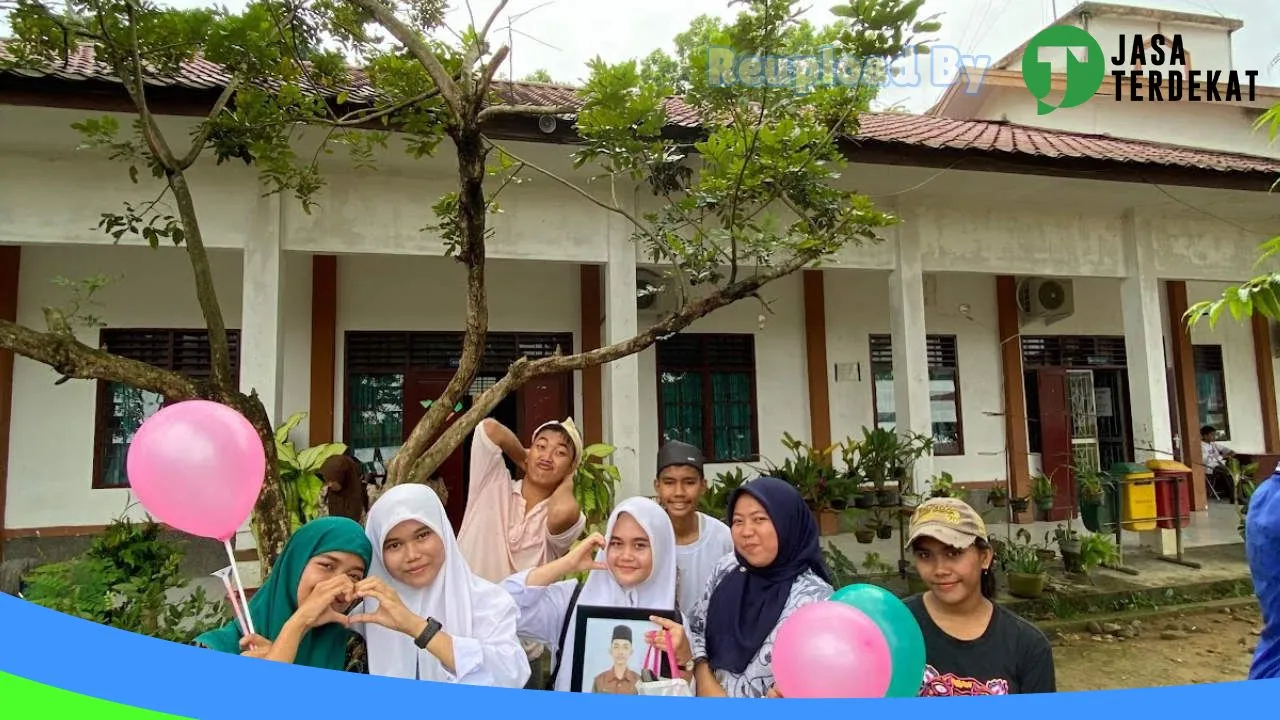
<box><xmin>6</xmin><ymin>245</ymin><xmax>245</xmax><ymax>528</ymax></box>
<box><xmin>824</xmin><ymin>271</ymin><xmax>1005</xmax><ymax>482</ymax></box>
<box><xmin>1185</xmin><ymin>281</ymin><xmax>1267</xmax><ymax>454</ymax></box>
<box><xmin>333</xmin><ymin>254</ymin><xmax>585</xmax><ymax>443</ymax></box>
<box><xmin>635</xmin><ymin>272</ymin><xmax>810</xmax><ymax>486</ymax></box>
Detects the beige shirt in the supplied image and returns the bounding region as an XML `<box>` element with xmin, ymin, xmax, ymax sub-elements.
<box><xmin>456</xmin><ymin>427</ymin><xmax>586</xmax><ymax>584</ymax></box>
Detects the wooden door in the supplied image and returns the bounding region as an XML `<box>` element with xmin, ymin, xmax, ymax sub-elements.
<box><xmin>402</xmin><ymin>371</ymin><xmax>469</xmax><ymax>529</ymax></box>
<box><xmin>517</xmin><ymin>373</ymin><xmax>572</xmax><ymax>442</ymax></box>
<box><xmin>1036</xmin><ymin>367</ymin><xmax>1075</xmax><ymax>522</ymax></box>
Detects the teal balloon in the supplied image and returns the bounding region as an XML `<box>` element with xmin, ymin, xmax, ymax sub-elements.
<box><xmin>830</xmin><ymin>583</ymin><xmax>926</xmax><ymax>697</ymax></box>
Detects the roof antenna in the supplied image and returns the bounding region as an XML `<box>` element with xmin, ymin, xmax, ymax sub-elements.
<box><xmin>502</xmin><ymin>1</ymin><xmax>559</xmax><ymax>82</ymax></box>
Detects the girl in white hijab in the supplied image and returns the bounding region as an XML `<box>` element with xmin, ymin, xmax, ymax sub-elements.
<box><xmin>500</xmin><ymin>496</ymin><xmax>690</xmax><ymax>693</ymax></box>
<box><xmin>349</xmin><ymin>483</ymin><xmax>530</xmax><ymax>687</ymax></box>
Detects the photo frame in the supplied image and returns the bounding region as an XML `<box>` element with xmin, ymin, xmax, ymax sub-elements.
<box><xmin>569</xmin><ymin>605</ymin><xmax>683</xmax><ymax>694</ymax></box>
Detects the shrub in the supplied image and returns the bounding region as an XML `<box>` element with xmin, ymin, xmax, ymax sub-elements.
<box><xmin>21</xmin><ymin>515</ymin><xmax>227</xmax><ymax>644</ymax></box>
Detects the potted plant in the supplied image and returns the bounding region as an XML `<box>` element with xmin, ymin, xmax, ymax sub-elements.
<box><xmin>928</xmin><ymin>471</ymin><xmax>961</xmax><ymax>499</ymax></box>
<box><xmin>987</xmin><ymin>484</ymin><xmax>1008</xmax><ymax>507</ymax></box>
<box><xmin>853</xmin><ymin>483</ymin><xmax>876</xmax><ymax>509</ymax></box>
<box><xmin>1010</xmin><ymin>494</ymin><xmax>1030</xmax><ymax>514</ymax></box>
<box><xmin>1048</xmin><ymin>524</ymin><xmax>1083</xmax><ymax>573</ymax></box>
<box><xmin>760</xmin><ymin>433</ymin><xmax>840</xmax><ymax>534</ymax></box>
<box><xmin>1004</xmin><ymin>532</ymin><xmax>1048</xmax><ymax>599</ymax></box>
<box><xmin>1030</xmin><ymin>472</ymin><xmax>1054</xmax><ymax>514</ymax></box>
<box><xmin>1078</xmin><ymin>532</ymin><xmax>1120</xmax><ymax>576</ymax></box>
<box><xmin>854</xmin><ymin>525</ymin><xmax>875</xmax><ymax>544</ymax></box>
<box><xmin>872</xmin><ymin>515</ymin><xmax>894</xmax><ymax>539</ymax></box>
<box><xmin>861</xmin><ymin>552</ymin><xmax>894</xmax><ymax>575</ymax></box>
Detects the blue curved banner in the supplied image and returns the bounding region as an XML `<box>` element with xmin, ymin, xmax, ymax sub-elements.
<box><xmin>0</xmin><ymin>592</ymin><xmax>1271</xmax><ymax>716</ymax></box>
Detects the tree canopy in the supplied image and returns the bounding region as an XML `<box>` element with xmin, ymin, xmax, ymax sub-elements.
<box><xmin>0</xmin><ymin>0</ymin><xmax>941</xmax><ymax>568</ymax></box>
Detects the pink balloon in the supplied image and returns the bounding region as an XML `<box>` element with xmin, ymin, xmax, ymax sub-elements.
<box><xmin>772</xmin><ymin>600</ymin><xmax>893</xmax><ymax>698</ymax></box>
<box><xmin>126</xmin><ymin>400</ymin><xmax>265</xmax><ymax>541</ymax></box>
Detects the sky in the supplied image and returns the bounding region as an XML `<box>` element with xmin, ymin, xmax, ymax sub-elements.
<box><xmin>3</xmin><ymin>0</ymin><xmax>1277</xmax><ymax>112</ymax></box>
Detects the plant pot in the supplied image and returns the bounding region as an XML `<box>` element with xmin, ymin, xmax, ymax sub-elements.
<box><xmin>876</xmin><ymin>524</ymin><xmax>893</xmax><ymax>540</ymax></box>
<box><xmin>830</xmin><ymin>498</ymin><xmax>848</xmax><ymax>511</ymax></box>
<box><xmin>1035</xmin><ymin>497</ymin><xmax>1054</xmax><ymax>512</ymax></box>
<box><xmin>1007</xmin><ymin>572</ymin><xmax>1047</xmax><ymax>599</ymax></box>
<box><xmin>1036</xmin><ymin>548</ymin><xmax>1057</xmax><ymax>563</ymax></box>
<box><xmin>876</xmin><ymin>490</ymin><xmax>899</xmax><ymax>506</ymax></box>
<box><xmin>989</xmin><ymin>495</ymin><xmax>1008</xmax><ymax>507</ymax></box>
<box><xmin>817</xmin><ymin>509</ymin><xmax>840</xmax><ymax>537</ymax></box>
<box><xmin>1061</xmin><ymin>550</ymin><xmax>1084</xmax><ymax>574</ymax></box>
<box><xmin>854</xmin><ymin>529</ymin><xmax>875</xmax><ymax>544</ymax></box>
<box><xmin>1010</xmin><ymin>498</ymin><xmax>1030</xmax><ymax>513</ymax></box>
<box><xmin>853</xmin><ymin>493</ymin><xmax>874</xmax><ymax>510</ymax></box>
<box><xmin>1059</xmin><ymin>538</ymin><xmax>1081</xmax><ymax>555</ymax></box>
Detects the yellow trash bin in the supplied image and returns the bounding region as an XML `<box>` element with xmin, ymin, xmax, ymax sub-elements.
<box><xmin>1111</xmin><ymin>461</ymin><xmax>1157</xmax><ymax>531</ymax></box>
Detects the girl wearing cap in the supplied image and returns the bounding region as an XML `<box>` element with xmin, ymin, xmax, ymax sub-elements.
<box><xmin>659</xmin><ymin>476</ymin><xmax>833</xmax><ymax>698</ymax></box>
<box><xmin>906</xmin><ymin>497</ymin><xmax>1056</xmax><ymax>696</ymax></box>
<box><xmin>500</xmin><ymin>496</ymin><xmax>688</xmax><ymax>693</ymax></box>
<box><xmin>345</xmin><ymin>484</ymin><xmax>531</xmax><ymax>687</ymax></box>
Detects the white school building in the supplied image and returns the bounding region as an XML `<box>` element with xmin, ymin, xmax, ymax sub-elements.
<box><xmin>1</xmin><ymin>2</ymin><xmax>1278</xmax><ymax>563</ymax></box>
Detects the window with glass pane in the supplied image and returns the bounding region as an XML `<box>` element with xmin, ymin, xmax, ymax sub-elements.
<box><xmin>656</xmin><ymin>334</ymin><xmax>757</xmax><ymax>462</ymax></box>
<box><xmin>1192</xmin><ymin>344</ymin><xmax>1230</xmax><ymax>440</ymax></box>
<box><xmin>98</xmin><ymin>383</ymin><xmax>164</xmax><ymax>487</ymax></box>
<box><xmin>868</xmin><ymin>334</ymin><xmax>964</xmax><ymax>455</ymax></box>
<box><xmin>94</xmin><ymin>329</ymin><xmax>240</xmax><ymax>489</ymax></box>
<box><xmin>347</xmin><ymin>373</ymin><xmax>405</xmax><ymax>481</ymax></box>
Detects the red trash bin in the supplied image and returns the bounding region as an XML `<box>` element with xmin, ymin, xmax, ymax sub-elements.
<box><xmin>1146</xmin><ymin>459</ymin><xmax>1191</xmax><ymax>529</ymax></box>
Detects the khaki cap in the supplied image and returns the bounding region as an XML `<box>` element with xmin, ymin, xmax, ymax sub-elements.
<box><xmin>532</xmin><ymin>417</ymin><xmax>584</xmax><ymax>469</ymax></box>
<box><xmin>907</xmin><ymin>497</ymin><xmax>988</xmax><ymax>549</ymax></box>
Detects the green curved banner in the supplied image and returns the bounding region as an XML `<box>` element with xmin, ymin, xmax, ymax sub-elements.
<box><xmin>0</xmin><ymin>671</ymin><xmax>191</xmax><ymax>718</ymax></box>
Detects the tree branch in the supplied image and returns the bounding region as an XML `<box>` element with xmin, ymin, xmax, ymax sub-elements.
<box><xmin>345</xmin><ymin>0</ymin><xmax>464</xmax><ymax>118</ymax></box>
<box><xmin>405</xmin><ymin>249</ymin><xmax>822</xmax><ymax>477</ymax></box>
<box><xmin>167</xmin><ymin>171</ymin><xmax>234</xmax><ymax>392</ymax></box>
<box><xmin>479</xmin><ymin>0</ymin><xmax>509</xmax><ymax>41</ymax></box>
<box><xmin>389</xmin><ymin>131</ymin><xmax>491</xmax><ymax>486</ymax></box>
<box><xmin>477</xmin><ymin>45</ymin><xmax>510</xmax><ymax>102</ymax></box>
<box><xmin>486</xmin><ymin>141</ymin><xmax>650</xmax><ymax>232</ymax></box>
<box><xmin>476</xmin><ymin>102</ymin><xmax>576</xmax><ymax>123</ymax></box>
<box><xmin>0</xmin><ymin>315</ymin><xmax>200</xmax><ymax>398</ymax></box>
<box><xmin>117</xmin><ymin>4</ymin><xmax>179</xmax><ymax>171</ymax></box>
<box><xmin>180</xmin><ymin>75</ymin><xmax>240</xmax><ymax>169</ymax></box>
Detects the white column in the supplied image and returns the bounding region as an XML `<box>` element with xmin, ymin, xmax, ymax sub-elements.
<box><xmin>888</xmin><ymin>211</ymin><xmax>935</xmax><ymax>490</ymax></box>
<box><xmin>603</xmin><ymin>211</ymin><xmax>642</xmax><ymax>500</ymax></box>
<box><xmin>1120</xmin><ymin>208</ymin><xmax>1177</xmax><ymax>555</ymax></box>
<box><xmin>233</xmin><ymin>195</ymin><xmax>287</xmax><ymax>586</ymax></box>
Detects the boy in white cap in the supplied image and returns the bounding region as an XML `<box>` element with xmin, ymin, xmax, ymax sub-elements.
<box><xmin>653</xmin><ymin>439</ymin><xmax>734</xmax><ymax>613</ymax></box>
<box><xmin>456</xmin><ymin>417</ymin><xmax>587</xmax><ymax>687</ymax></box>
<box><xmin>457</xmin><ymin>416</ymin><xmax>586</xmax><ymax>583</ymax></box>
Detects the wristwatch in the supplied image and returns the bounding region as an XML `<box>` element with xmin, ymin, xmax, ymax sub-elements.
<box><xmin>413</xmin><ymin>617</ymin><xmax>443</xmax><ymax>649</ymax></box>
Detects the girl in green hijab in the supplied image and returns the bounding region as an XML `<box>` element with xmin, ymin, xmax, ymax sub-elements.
<box><xmin>195</xmin><ymin>516</ymin><xmax>374</xmax><ymax>671</ymax></box>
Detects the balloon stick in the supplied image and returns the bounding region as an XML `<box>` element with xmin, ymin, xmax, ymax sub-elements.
<box><xmin>223</xmin><ymin>540</ymin><xmax>256</xmax><ymax>636</ymax></box>
<box><xmin>212</xmin><ymin>565</ymin><xmax>249</xmax><ymax>637</ymax></box>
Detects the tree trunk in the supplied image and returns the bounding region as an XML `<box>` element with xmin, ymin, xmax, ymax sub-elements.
<box><xmin>218</xmin><ymin>389</ymin><xmax>290</xmax><ymax>574</ymax></box>
<box><xmin>387</xmin><ymin>122</ymin><xmax>490</xmax><ymax>487</ymax></box>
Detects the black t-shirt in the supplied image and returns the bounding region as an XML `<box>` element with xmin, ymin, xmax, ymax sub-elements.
<box><xmin>905</xmin><ymin>594</ymin><xmax>1056</xmax><ymax>696</ymax></box>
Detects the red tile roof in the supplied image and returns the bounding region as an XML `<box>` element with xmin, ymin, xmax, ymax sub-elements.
<box><xmin>4</xmin><ymin>44</ymin><xmax>1279</xmax><ymax>177</ymax></box>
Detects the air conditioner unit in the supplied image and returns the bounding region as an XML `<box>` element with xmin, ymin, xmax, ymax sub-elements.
<box><xmin>1016</xmin><ymin>277</ymin><xmax>1075</xmax><ymax>326</ymax></box>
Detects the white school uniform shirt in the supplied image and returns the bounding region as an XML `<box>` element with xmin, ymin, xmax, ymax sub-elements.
<box><xmin>675</xmin><ymin>512</ymin><xmax>735</xmax><ymax>614</ymax></box>
<box><xmin>501</xmin><ymin>496</ymin><xmax>683</xmax><ymax>692</ymax></box>
<box><xmin>354</xmin><ymin>483</ymin><xmax>531</xmax><ymax>687</ymax></box>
